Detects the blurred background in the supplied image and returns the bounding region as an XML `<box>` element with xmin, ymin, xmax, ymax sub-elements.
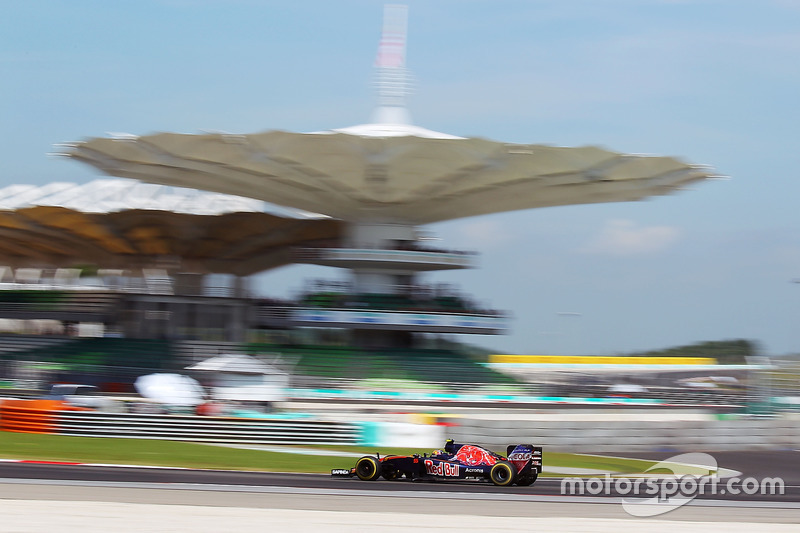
<box><xmin>1</xmin><ymin>1</ymin><xmax>799</xmax><ymax>454</ymax></box>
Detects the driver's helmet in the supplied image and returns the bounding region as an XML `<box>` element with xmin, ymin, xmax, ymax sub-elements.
<box><xmin>432</xmin><ymin>449</ymin><xmax>444</xmax><ymax>456</ymax></box>
<box><xmin>444</xmin><ymin>439</ymin><xmax>456</xmax><ymax>454</ymax></box>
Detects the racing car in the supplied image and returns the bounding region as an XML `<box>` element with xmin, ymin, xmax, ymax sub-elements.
<box><xmin>331</xmin><ymin>439</ymin><xmax>542</xmax><ymax>486</ymax></box>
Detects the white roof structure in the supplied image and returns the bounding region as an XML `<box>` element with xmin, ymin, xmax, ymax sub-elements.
<box><xmin>63</xmin><ymin>132</ymin><xmax>717</xmax><ymax>225</ymax></box>
<box><xmin>330</xmin><ymin>122</ymin><xmax>461</xmax><ymax>139</ymax></box>
<box><xmin>0</xmin><ymin>178</ymin><xmax>323</xmax><ymax>219</ymax></box>
<box><xmin>62</xmin><ymin>5</ymin><xmax>718</xmax><ymax>226</ymax></box>
<box><xmin>52</xmin><ymin>4</ymin><xmax>718</xmax><ymax>283</ymax></box>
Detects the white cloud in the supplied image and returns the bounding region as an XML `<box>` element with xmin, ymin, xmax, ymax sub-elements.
<box><xmin>580</xmin><ymin>219</ymin><xmax>681</xmax><ymax>255</ymax></box>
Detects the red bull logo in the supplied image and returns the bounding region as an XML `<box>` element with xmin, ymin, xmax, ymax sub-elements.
<box><xmin>424</xmin><ymin>460</ymin><xmax>460</xmax><ymax>477</ymax></box>
<box><xmin>454</xmin><ymin>445</ymin><xmax>498</xmax><ymax>466</ymax></box>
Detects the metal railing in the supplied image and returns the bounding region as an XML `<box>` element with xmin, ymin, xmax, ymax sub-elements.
<box><xmin>56</xmin><ymin>410</ymin><xmax>359</xmax><ymax>445</ymax></box>
<box><xmin>0</xmin><ymin>399</ymin><xmax>359</xmax><ymax>445</ymax></box>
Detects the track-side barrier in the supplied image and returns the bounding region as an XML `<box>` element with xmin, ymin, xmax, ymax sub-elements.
<box><xmin>0</xmin><ymin>399</ymin><xmax>359</xmax><ymax>445</ymax></box>
<box><xmin>56</xmin><ymin>411</ymin><xmax>358</xmax><ymax>445</ymax></box>
<box><xmin>0</xmin><ymin>399</ymin><xmax>64</xmax><ymax>434</ymax></box>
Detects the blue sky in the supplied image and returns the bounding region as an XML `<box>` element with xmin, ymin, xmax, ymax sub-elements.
<box><xmin>3</xmin><ymin>0</ymin><xmax>799</xmax><ymax>356</ymax></box>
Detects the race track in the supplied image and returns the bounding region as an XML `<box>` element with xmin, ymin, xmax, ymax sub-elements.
<box><xmin>1</xmin><ymin>451</ymin><xmax>799</xmax><ymax>531</ymax></box>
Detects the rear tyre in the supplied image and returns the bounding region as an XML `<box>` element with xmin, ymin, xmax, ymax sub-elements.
<box><xmin>489</xmin><ymin>461</ymin><xmax>517</xmax><ymax>487</ymax></box>
<box><xmin>355</xmin><ymin>456</ymin><xmax>382</xmax><ymax>481</ymax></box>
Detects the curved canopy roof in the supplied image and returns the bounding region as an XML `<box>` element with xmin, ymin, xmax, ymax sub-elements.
<box><xmin>0</xmin><ymin>178</ymin><xmax>320</xmax><ymax>218</ymax></box>
<box><xmin>0</xmin><ymin>180</ymin><xmax>341</xmax><ymax>275</ymax></box>
<box><xmin>64</xmin><ymin>126</ymin><xmax>718</xmax><ymax>225</ymax></box>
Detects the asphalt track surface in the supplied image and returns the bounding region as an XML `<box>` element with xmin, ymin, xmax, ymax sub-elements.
<box><xmin>2</xmin><ymin>450</ymin><xmax>800</xmax><ymax>500</ymax></box>
<box><xmin>2</xmin><ymin>451</ymin><xmax>800</xmax><ymax>531</ymax></box>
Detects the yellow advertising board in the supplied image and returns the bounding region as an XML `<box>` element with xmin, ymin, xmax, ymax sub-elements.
<box><xmin>489</xmin><ymin>355</ymin><xmax>716</xmax><ymax>365</ymax></box>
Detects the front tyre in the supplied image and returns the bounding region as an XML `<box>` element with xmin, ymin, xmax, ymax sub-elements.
<box><xmin>489</xmin><ymin>461</ymin><xmax>517</xmax><ymax>486</ymax></box>
<box><xmin>355</xmin><ymin>456</ymin><xmax>382</xmax><ymax>481</ymax></box>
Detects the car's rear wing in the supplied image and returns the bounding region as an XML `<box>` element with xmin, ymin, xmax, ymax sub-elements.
<box><xmin>507</xmin><ymin>444</ymin><xmax>543</xmax><ymax>474</ymax></box>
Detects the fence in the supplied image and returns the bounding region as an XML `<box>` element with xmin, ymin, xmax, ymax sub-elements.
<box><xmin>5</xmin><ymin>398</ymin><xmax>800</xmax><ymax>452</ymax></box>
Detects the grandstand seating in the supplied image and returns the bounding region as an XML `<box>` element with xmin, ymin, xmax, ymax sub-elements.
<box><xmin>0</xmin><ymin>335</ymin><xmax>69</xmax><ymax>357</ymax></box>
<box><xmin>0</xmin><ymin>336</ymin><xmax>760</xmax><ymax>406</ymax></box>
<box><xmin>0</xmin><ymin>336</ymin><xmax>175</xmax><ymax>393</ymax></box>
<box><xmin>376</xmin><ymin>348</ymin><xmax>517</xmax><ymax>385</ymax></box>
<box><xmin>0</xmin><ymin>335</ymin><xmax>515</xmax><ymax>392</ymax></box>
<box><xmin>0</xmin><ymin>290</ymin><xmax>69</xmax><ymax>310</ymax></box>
<box><xmin>246</xmin><ymin>343</ymin><xmax>406</xmax><ymax>381</ymax></box>
<box><xmin>0</xmin><ymin>290</ymin><xmax>120</xmax><ymax>318</ymax></box>
<box><xmin>298</xmin><ymin>291</ymin><xmax>485</xmax><ymax>315</ymax></box>
<box><xmin>246</xmin><ymin>343</ymin><xmax>516</xmax><ymax>385</ymax></box>
<box><xmin>10</xmin><ymin>337</ymin><xmax>174</xmax><ymax>369</ymax></box>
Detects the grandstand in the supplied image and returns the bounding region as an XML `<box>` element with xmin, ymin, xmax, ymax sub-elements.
<box><xmin>0</xmin><ymin>333</ymin><xmax>517</xmax><ymax>395</ymax></box>
<box><xmin>245</xmin><ymin>344</ymin><xmax>517</xmax><ymax>386</ymax></box>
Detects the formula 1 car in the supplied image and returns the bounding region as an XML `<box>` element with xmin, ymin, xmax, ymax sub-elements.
<box><xmin>331</xmin><ymin>439</ymin><xmax>542</xmax><ymax>486</ymax></box>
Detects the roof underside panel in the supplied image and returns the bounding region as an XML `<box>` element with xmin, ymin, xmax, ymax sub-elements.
<box><xmin>0</xmin><ymin>207</ymin><xmax>342</xmax><ymax>276</ymax></box>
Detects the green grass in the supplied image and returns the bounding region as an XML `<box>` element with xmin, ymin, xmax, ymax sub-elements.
<box><xmin>543</xmin><ymin>451</ymin><xmax>659</xmax><ymax>475</ymax></box>
<box><xmin>0</xmin><ymin>431</ymin><xmax>666</xmax><ymax>475</ymax></box>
